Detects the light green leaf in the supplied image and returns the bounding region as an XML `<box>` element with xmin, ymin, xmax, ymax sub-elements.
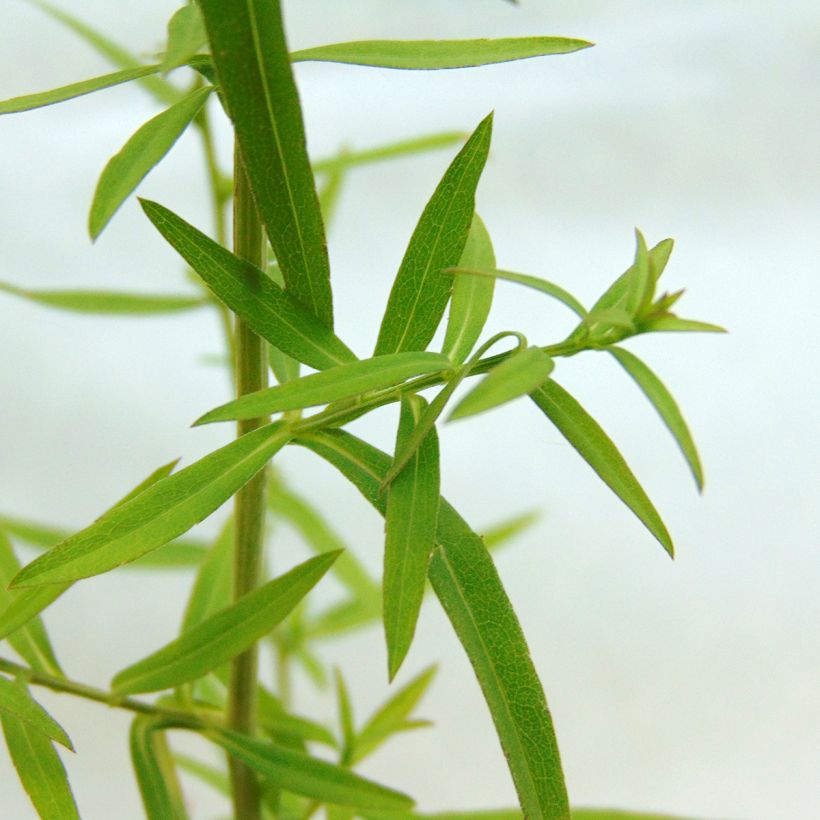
<box><xmin>130</xmin><ymin>716</ymin><xmax>189</xmax><ymax>820</ymax></box>
<box><xmin>449</xmin><ymin>347</ymin><xmax>554</xmax><ymax>421</ymax></box>
<box><xmin>89</xmin><ymin>86</ymin><xmax>212</xmax><ymax>239</ymax></box>
<box><xmin>257</xmin><ymin>687</ymin><xmax>338</xmax><ymax>749</ymax></box>
<box><xmin>112</xmin><ymin>551</ymin><xmax>339</xmax><ymax>694</ymax></box>
<box><xmin>0</xmin><ymin>677</ymin><xmax>72</xmax><ymax>750</ymax></box>
<box><xmin>291</xmin><ymin>37</ymin><xmax>593</xmax><ymax>70</ymax></box>
<box><xmin>0</xmin><ymin>281</ymin><xmax>205</xmax><ymax>315</ymax></box>
<box><xmin>163</xmin><ymin>4</ymin><xmax>207</xmax><ymax>71</ymax></box>
<box><xmin>647</xmin><ymin>238</ymin><xmax>675</xmax><ymax>282</ymax></box>
<box><xmin>530</xmin><ymin>380</ymin><xmax>673</xmax><ymax>556</ymax></box>
<box><xmin>175</xmin><ymin>753</ymin><xmax>229</xmax><ymax>795</ymax></box>
<box><xmin>482</xmin><ymin>510</ymin><xmax>540</xmax><ymax>551</ymax></box>
<box><xmin>334</xmin><ymin>668</ymin><xmax>356</xmax><ymax>764</ymax></box>
<box><xmin>0</xmin><ymin>64</ymin><xmax>162</xmax><ymax>115</ymax></box>
<box><xmin>639</xmin><ymin>316</ymin><xmax>727</xmax><ymax>334</ymax></box>
<box><xmin>110</xmin><ymin>458</ymin><xmax>180</xmax><ymax>508</ymax></box>
<box><xmin>384</xmin><ymin>396</ymin><xmax>440</xmax><ymax>680</ymax></box>
<box><xmin>442</xmin><ymin>214</ymin><xmax>497</xmax><ymax>364</ymax></box>
<box><xmin>0</xmin><ymin>585</ymin><xmax>67</xmax><ymax>649</ymax></box>
<box><xmin>306</xmin><ymin>595</ymin><xmax>382</xmax><ymax>641</ymax></box>
<box><xmin>141</xmin><ymin>200</ymin><xmax>356</xmax><ymax>370</ymax></box>
<box><xmin>11</xmin><ymin>422</ymin><xmax>291</xmax><ymax>587</ymax></box>
<box><xmin>375</xmin><ymin>113</ymin><xmax>493</xmax><ymax>355</ymax></box>
<box><xmin>199</xmin><ymin>0</ymin><xmax>333</xmax><ymax>326</ymax></box>
<box><xmin>608</xmin><ymin>347</ymin><xmax>704</xmax><ymax>491</ymax></box>
<box><xmin>208</xmin><ymin>728</ymin><xmax>414</xmax><ymax>810</ymax></box>
<box><xmin>296</xmin><ymin>430</ymin><xmax>570</xmax><ymax>819</ymax></box>
<box><xmin>196</xmin><ymin>352</ymin><xmax>451</xmax><ymax>425</ymax></box>
<box><xmin>1</xmin><ymin>713</ymin><xmax>80</xmax><ymax>820</ymax></box>
<box><xmin>180</xmin><ymin>519</ymin><xmax>233</xmax><ymax>633</ymax></box>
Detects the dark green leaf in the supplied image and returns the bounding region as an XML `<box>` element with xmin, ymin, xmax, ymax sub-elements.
<box><xmin>163</xmin><ymin>5</ymin><xmax>207</xmax><ymax>71</ymax></box>
<box><xmin>112</xmin><ymin>551</ymin><xmax>339</xmax><ymax>694</ymax></box>
<box><xmin>141</xmin><ymin>200</ymin><xmax>356</xmax><ymax>370</ymax></box>
<box><xmin>384</xmin><ymin>396</ymin><xmax>440</xmax><ymax>680</ymax></box>
<box><xmin>530</xmin><ymin>380</ymin><xmax>673</xmax><ymax>556</ymax></box>
<box><xmin>130</xmin><ymin>716</ymin><xmax>189</xmax><ymax>820</ymax></box>
<box><xmin>199</xmin><ymin>0</ymin><xmax>333</xmax><ymax>326</ymax></box>
<box><xmin>0</xmin><ymin>677</ymin><xmax>72</xmax><ymax>749</ymax></box>
<box><xmin>89</xmin><ymin>86</ymin><xmax>212</xmax><ymax>239</ymax></box>
<box><xmin>374</xmin><ymin>113</ymin><xmax>493</xmax><ymax>355</ymax></box>
<box><xmin>180</xmin><ymin>518</ymin><xmax>233</xmax><ymax>632</ymax></box>
<box><xmin>291</xmin><ymin>37</ymin><xmax>593</xmax><ymax>70</ymax></box>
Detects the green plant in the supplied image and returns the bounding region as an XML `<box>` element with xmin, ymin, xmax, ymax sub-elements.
<box><xmin>0</xmin><ymin>2</ymin><xmax>725</xmax><ymax>819</ymax></box>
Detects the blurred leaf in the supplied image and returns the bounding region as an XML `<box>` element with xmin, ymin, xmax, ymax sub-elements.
<box><xmin>162</xmin><ymin>4</ymin><xmax>207</xmax><ymax>71</ymax></box>
<box><xmin>375</xmin><ymin>113</ymin><xmax>493</xmax><ymax>355</ymax></box>
<box><xmin>608</xmin><ymin>347</ymin><xmax>704</xmax><ymax>491</ymax></box>
<box><xmin>481</xmin><ymin>510</ymin><xmax>540</xmax><ymax>551</ymax></box>
<box><xmin>442</xmin><ymin>214</ymin><xmax>497</xmax><ymax>365</ymax></box>
<box><xmin>1</xmin><ymin>713</ymin><xmax>80</xmax><ymax>819</ymax></box>
<box><xmin>362</xmin><ymin>810</ymin><xmax>704</xmax><ymax>820</ymax></box>
<box><xmin>334</xmin><ymin>668</ymin><xmax>356</xmax><ymax>764</ymax></box>
<box><xmin>0</xmin><ymin>281</ymin><xmax>205</xmax><ymax>315</ymax></box>
<box><xmin>291</xmin><ymin>37</ymin><xmax>593</xmax><ymax>70</ymax></box>
<box><xmin>449</xmin><ymin>347</ymin><xmax>554</xmax><ymax>421</ymax></box>
<box><xmin>112</xmin><ymin>551</ymin><xmax>339</xmax><ymax>694</ymax></box>
<box><xmin>572</xmin><ymin>811</ymin><xmax>706</xmax><ymax>820</ymax></box>
<box><xmin>141</xmin><ymin>200</ymin><xmax>356</xmax><ymax>370</ymax></box>
<box><xmin>130</xmin><ymin>716</ymin><xmax>189</xmax><ymax>820</ymax></box>
<box><xmin>258</xmin><ymin>687</ymin><xmax>337</xmax><ymax>749</ymax></box>
<box><xmin>296</xmin><ymin>430</ymin><xmax>570</xmax><ymax>819</ymax></box>
<box><xmin>0</xmin><ymin>677</ymin><xmax>72</xmax><ymax>749</ymax></box>
<box><xmin>196</xmin><ymin>353</ymin><xmax>451</xmax><ymax>425</ymax></box>
<box><xmin>199</xmin><ymin>0</ymin><xmax>333</xmax><ymax>326</ymax></box>
<box><xmin>306</xmin><ymin>595</ymin><xmax>382</xmax><ymax>641</ymax></box>
<box><xmin>530</xmin><ymin>380</ymin><xmax>673</xmax><ymax>556</ymax></box>
<box><xmin>639</xmin><ymin>316</ymin><xmax>727</xmax><ymax>334</ymax></box>
<box><xmin>384</xmin><ymin>396</ymin><xmax>440</xmax><ymax>679</ymax></box>
<box><xmin>11</xmin><ymin>423</ymin><xmax>291</xmax><ymax>587</ymax></box>
<box><xmin>89</xmin><ymin>86</ymin><xmax>212</xmax><ymax>239</ymax></box>
<box><xmin>175</xmin><ymin>753</ymin><xmax>229</xmax><ymax>795</ymax></box>
<box><xmin>180</xmin><ymin>518</ymin><xmax>233</xmax><ymax>633</ymax></box>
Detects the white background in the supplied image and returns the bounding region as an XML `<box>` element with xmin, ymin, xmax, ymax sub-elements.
<box><xmin>1</xmin><ymin>1</ymin><xmax>818</xmax><ymax>818</ymax></box>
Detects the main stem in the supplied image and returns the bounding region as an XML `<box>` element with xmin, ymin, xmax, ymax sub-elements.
<box><xmin>227</xmin><ymin>144</ymin><xmax>269</xmax><ymax>820</ymax></box>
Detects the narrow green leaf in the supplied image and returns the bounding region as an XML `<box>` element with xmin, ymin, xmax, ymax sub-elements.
<box><xmin>11</xmin><ymin>422</ymin><xmax>291</xmax><ymax>587</ymax></box>
<box><xmin>0</xmin><ymin>64</ymin><xmax>162</xmax><ymax>115</ymax></box>
<box><xmin>130</xmin><ymin>716</ymin><xmax>189</xmax><ymax>820</ymax></box>
<box><xmin>141</xmin><ymin>200</ymin><xmax>356</xmax><ymax>370</ymax></box>
<box><xmin>208</xmin><ymin>728</ymin><xmax>414</xmax><ymax>810</ymax></box>
<box><xmin>375</xmin><ymin>113</ymin><xmax>493</xmax><ymax>356</ymax></box>
<box><xmin>442</xmin><ymin>214</ymin><xmax>497</xmax><ymax>364</ymax></box>
<box><xmin>608</xmin><ymin>347</ymin><xmax>704</xmax><ymax>491</ymax></box>
<box><xmin>258</xmin><ymin>687</ymin><xmax>338</xmax><ymax>749</ymax></box>
<box><xmin>0</xmin><ymin>677</ymin><xmax>72</xmax><ymax>750</ymax></box>
<box><xmin>1</xmin><ymin>713</ymin><xmax>80</xmax><ymax>820</ymax></box>
<box><xmin>163</xmin><ymin>5</ymin><xmax>207</xmax><ymax>71</ymax></box>
<box><xmin>180</xmin><ymin>518</ymin><xmax>233</xmax><ymax>633</ymax></box>
<box><xmin>334</xmin><ymin>668</ymin><xmax>356</xmax><ymax>763</ymax></box>
<box><xmin>111</xmin><ymin>458</ymin><xmax>180</xmax><ymax>508</ymax></box>
<box><xmin>0</xmin><ymin>281</ymin><xmax>205</xmax><ymax>315</ymax></box>
<box><xmin>449</xmin><ymin>347</ymin><xmax>554</xmax><ymax>421</ymax></box>
<box><xmin>89</xmin><ymin>86</ymin><xmax>212</xmax><ymax>239</ymax></box>
<box><xmin>0</xmin><ymin>585</ymin><xmax>67</xmax><ymax>648</ymax></box>
<box><xmin>384</xmin><ymin>396</ymin><xmax>440</xmax><ymax>680</ymax></box>
<box><xmin>199</xmin><ymin>0</ymin><xmax>333</xmax><ymax>326</ymax></box>
<box><xmin>196</xmin><ymin>352</ymin><xmax>451</xmax><ymax>424</ymax></box>
<box><xmin>306</xmin><ymin>595</ymin><xmax>382</xmax><ymax>641</ymax></box>
<box><xmin>296</xmin><ymin>430</ymin><xmax>570</xmax><ymax>819</ymax></box>
<box><xmin>530</xmin><ymin>380</ymin><xmax>673</xmax><ymax>556</ymax></box>
<box><xmin>639</xmin><ymin>316</ymin><xmax>727</xmax><ymax>334</ymax></box>
<box><xmin>291</xmin><ymin>37</ymin><xmax>593</xmax><ymax>70</ymax></box>
<box><xmin>175</xmin><ymin>753</ymin><xmax>229</xmax><ymax>795</ymax></box>
<box><xmin>482</xmin><ymin>510</ymin><xmax>540</xmax><ymax>551</ymax></box>
<box><xmin>112</xmin><ymin>551</ymin><xmax>339</xmax><ymax>694</ymax></box>
<box><xmin>354</xmin><ymin>666</ymin><xmax>436</xmax><ymax>764</ymax></box>
<box><xmin>648</xmin><ymin>238</ymin><xmax>675</xmax><ymax>282</ymax></box>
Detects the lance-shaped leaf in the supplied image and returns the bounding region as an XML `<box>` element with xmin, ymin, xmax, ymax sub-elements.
<box><xmin>608</xmin><ymin>347</ymin><xmax>704</xmax><ymax>491</ymax></box>
<box><xmin>0</xmin><ymin>281</ymin><xmax>205</xmax><ymax>315</ymax></box>
<box><xmin>130</xmin><ymin>716</ymin><xmax>189</xmax><ymax>820</ymax></box>
<box><xmin>449</xmin><ymin>347</ymin><xmax>554</xmax><ymax>421</ymax></box>
<box><xmin>374</xmin><ymin>113</ymin><xmax>493</xmax><ymax>356</ymax></box>
<box><xmin>162</xmin><ymin>4</ymin><xmax>207</xmax><ymax>71</ymax></box>
<box><xmin>442</xmin><ymin>214</ymin><xmax>497</xmax><ymax>364</ymax></box>
<box><xmin>384</xmin><ymin>396</ymin><xmax>440</xmax><ymax>680</ymax></box>
<box><xmin>11</xmin><ymin>422</ymin><xmax>291</xmax><ymax>588</ymax></box>
<box><xmin>0</xmin><ymin>64</ymin><xmax>162</xmax><ymax>115</ymax></box>
<box><xmin>199</xmin><ymin>0</ymin><xmax>333</xmax><ymax>326</ymax></box>
<box><xmin>291</xmin><ymin>37</ymin><xmax>592</xmax><ymax>70</ymax></box>
<box><xmin>530</xmin><ymin>380</ymin><xmax>673</xmax><ymax>556</ymax></box>
<box><xmin>639</xmin><ymin>316</ymin><xmax>726</xmax><ymax>334</ymax></box>
<box><xmin>89</xmin><ymin>86</ymin><xmax>212</xmax><ymax>239</ymax></box>
<box><xmin>0</xmin><ymin>677</ymin><xmax>72</xmax><ymax>750</ymax></box>
<box><xmin>196</xmin><ymin>352</ymin><xmax>451</xmax><ymax>425</ymax></box>
<box><xmin>296</xmin><ymin>430</ymin><xmax>570</xmax><ymax>819</ymax></box>
<box><xmin>208</xmin><ymin>728</ymin><xmax>414</xmax><ymax>811</ymax></box>
<box><xmin>112</xmin><ymin>551</ymin><xmax>339</xmax><ymax>694</ymax></box>
<box><xmin>179</xmin><ymin>519</ymin><xmax>233</xmax><ymax>633</ymax></box>
<box><xmin>482</xmin><ymin>510</ymin><xmax>540</xmax><ymax>551</ymax></box>
<box><xmin>141</xmin><ymin>200</ymin><xmax>356</xmax><ymax>370</ymax></box>
<box><xmin>1</xmin><ymin>713</ymin><xmax>80</xmax><ymax>820</ymax></box>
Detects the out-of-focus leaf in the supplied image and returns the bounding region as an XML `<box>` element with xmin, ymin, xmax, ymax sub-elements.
<box><xmin>530</xmin><ymin>380</ymin><xmax>673</xmax><ymax>556</ymax></box>
<box><xmin>306</xmin><ymin>595</ymin><xmax>382</xmax><ymax>640</ymax></box>
<box><xmin>180</xmin><ymin>519</ymin><xmax>233</xmax><ymax>632</ymax></box>
<box><xmin>361</xmin><ymin>810</ymin><xmax>704</xmax><ymax>820</ymax></box>
<box><xmin>11</xmin><ymin>423</ymin><xmax>291</xmax><ymax>587</ymax></box>
<box><xmin>375</xmin><ymin>114</ymin><xmax>493</xmax><ymax>356</ymax></box>
<box><xmin>112</xmin><ymin>551</ymin><xmax>339</xmax><ymax>694</ymax></box>
<box><xmin>130</xmin><ymin>716</ymin><xmax>189</xmax><ymax>820</ymax></box>
<box><xmin>442</xmin><ymin>214</ymin><xmax>497</xmax><ymax>365</ymax></box>
<box><xmin>199</xmin><ymin>0</ymin><xmax>333</xmax><ymax>326</ymax></box>
<box><xmin>141</xmin><ymin>200</ymin><xmax>356</xmax><ymax>370</ymax></box>
<box><xmin>89</xmin><ymin>86</ymin><xmax>212</xmax><ymax>239</ymax></box>
<box><xmin>291</xmin><ymin>37</ymin><xmax>593</xmax><ymax>70</ymax></box>
<box><xmin>334</xmin><ymin>668</ymin><xmax>356</xmax><ymax>764</ymax></box>
<box><xmin>175</xmin><ymin>753</ymin><xmax>229</xmax><ymax>795</ymax></box>
<box><xmin>384</xmin><ymin>396</ymin><xmax>440</xmax><ymax>679</ymax></box>
<box><xmin>482</xmin><ymin>510</ymin><xmax>540</xmax><ymax>551</ymax></box>
<box><xmin>195</xmin><ymin>352</ymin><xmax>451</xmax><ymax>425</ymax></box>
<box><xmin>608</xmin><ymin>347</ymin><xmax>704</xmax><ymax>491</ymax></box>
<box><xmin>572</xmin><ymin>811</ymin><xmax>706</xmax><ymax>820</ymax></box>
<box><xmin>0</xmin><ymin>677</ymin><xmax>72</xmax><ymax>749</ymax></box>
<box><xmin>639</xmin><ymin>316</ymin><xmax>727</xmax><ymax>334</ymax></box>
<box><xmin>1</xmin><ymin>713</ymin><xmax>80</xmax><ymax>820</ymax></box>
<box><xmin>162</xmin><ymin>4</ymin><xmax>207</xmax><ymax>71</ymax></box>
<box><xmin>257</xmin><ymin>685</ymin><xmax>337</xmax><ymax>749</ymax></box>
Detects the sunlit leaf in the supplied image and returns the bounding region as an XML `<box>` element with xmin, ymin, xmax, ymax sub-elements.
<box><xmin>162</xmin><ymin>4</ymin><xmax>207</xmax><ymax>71</ymax></box>
<box><xmin>130</xmin><ymin>716</ymin><xmax>189</xmax><ymax>820</ymax></box>
<box><xmin>0</xmin><ymin>677</ymin><xmax>72</xmax><ymax>749</ymax></box>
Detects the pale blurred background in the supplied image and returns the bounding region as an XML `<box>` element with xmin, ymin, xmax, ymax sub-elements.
<box><xmin>1</xmin><ymin>1</ymin><xmax>819</xmax><ymax>818</ymax></box>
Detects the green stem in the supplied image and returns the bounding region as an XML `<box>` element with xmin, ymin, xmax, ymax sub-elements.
<box><xmin>226</xmin><ymin>144</ymin><xmax>269</xmax><ymax>820</ymax></box>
